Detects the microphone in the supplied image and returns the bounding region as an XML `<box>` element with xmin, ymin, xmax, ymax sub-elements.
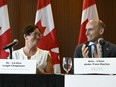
<box><xmin>98</xmin><ymin>38</ymin><xmax>105</xmax><ymax>45</ymax></box>
<box><xmin>3</xmin><ymin>39</ymin><xmax>19</xmax><ymax>50</ymax></box>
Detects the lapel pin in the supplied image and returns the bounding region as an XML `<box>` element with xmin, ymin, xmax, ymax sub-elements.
<box><xmin>106</xmin><ymin>48</ymin><xmax>109</xmax><ymax>50</ymax></box>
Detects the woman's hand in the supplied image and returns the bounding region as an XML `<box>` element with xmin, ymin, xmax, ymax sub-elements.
<box><xmin>36</xmin><ymin>54</ymin><xmax>54</xmax><ymax>74</ymax></box>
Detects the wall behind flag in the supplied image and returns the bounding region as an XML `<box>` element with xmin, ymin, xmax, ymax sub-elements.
<box><xmin>8</xmin><ymin>0</ymin><xmax>37</xmax><ymax>49</ymax></box>
<box><xmin>8</xmin><ymin>0</ymin><xmax>116</xmax><ymax>72</ymax></box>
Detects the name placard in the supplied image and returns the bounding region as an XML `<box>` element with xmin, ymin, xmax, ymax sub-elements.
<box><xmin>74</xmin><ymin>58</ymin><xmax>116</xmax><ymax>74</ymax></box>
<box><xmin>0</xmin><ymin>59</ymin><xmax>37</xmax><ymax>74</ymax></box>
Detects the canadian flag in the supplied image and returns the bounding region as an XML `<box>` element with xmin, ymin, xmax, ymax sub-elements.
<box><xmin>35</xmin><ymin>0</ymin><xmax>61</xmax><ymax>73</ymax></box>
<box><xmin>0</xmin><ymin>0</ymin><xmax>12</xmax><ymax>59</ymax></box>
<box><xmin>78</xmin><ymin>0</ymin><xmax>99</xmax><ymax>44</ymax></box>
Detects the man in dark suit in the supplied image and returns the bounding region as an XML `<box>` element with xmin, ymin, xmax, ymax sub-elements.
<box><xmin>74</xmin><ymin>20</ymin><xmax>116</xmax><ymax>58</ymax></box>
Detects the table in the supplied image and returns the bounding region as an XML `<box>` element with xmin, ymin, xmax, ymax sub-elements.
<box><xmin>1</xmin><ymin>74</ymin><xmax>115</xmax><ymax>87</ymax></box>
<box><xmin>65</xmin><ymin>75</ymin><xmax>116</xmax><ymax>87</ymax></box>
<box><xmin>0</xmin><ymin>74</ymin><xmax>64</xmax><ymax>87</ymax></box>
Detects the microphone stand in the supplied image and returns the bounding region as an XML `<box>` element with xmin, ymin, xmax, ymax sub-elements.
<box><xmin>98</xmin><ymin>38</ymin><xmax>105</xmax><ymax>58</ymax></box>
<box><xmin>9</xmin><ymin>47</ymin><xmax>12</xmax><ymax>59</ymax></box>
<box><xmin>99</xmin><ymin>43</ymin><xmax>102</xmax><ymax>58</ymax></box>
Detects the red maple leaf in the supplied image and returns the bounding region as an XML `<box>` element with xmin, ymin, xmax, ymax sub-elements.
<box><xmin>36</xmin><ymin>20</ymin><xmax>60</xmax><ymax>64</ymax></box>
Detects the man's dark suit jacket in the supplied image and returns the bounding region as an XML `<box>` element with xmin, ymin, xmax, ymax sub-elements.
<box><xmin>70</xmin><ymin>41</ymin><xmax>116</xmax><ymax>74</ymax></box>
<box><xmin>74</xmin><ymin>41</ymin><xmax>116</xmax><ymax>58</ymax></box>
